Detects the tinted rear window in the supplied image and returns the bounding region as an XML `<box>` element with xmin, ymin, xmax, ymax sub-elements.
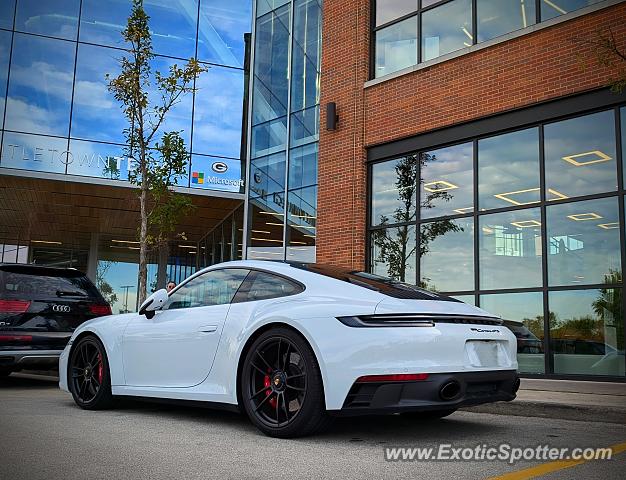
<box><xmin>233</xmin><ymin>270</ymin><xmax>303</xmax><ymax>303</ymax></box>
<box><xmin>0</xmin><ymin>266</ymin><xmax>101</xmax><ymax>300</ymax></box>
<box><xmin>290</xmin><ymin>263</ymin><xmax>459</xmax><ymax>301</ymax></box>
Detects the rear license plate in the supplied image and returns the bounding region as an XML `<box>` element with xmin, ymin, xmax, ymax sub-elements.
<box><xmin>465</xmin><ymin>340</ymin><xmax>510</xmax><ymax>368</ymax></box>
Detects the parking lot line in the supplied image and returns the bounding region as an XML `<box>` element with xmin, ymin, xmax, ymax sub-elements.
<box><xmin>486</xmin><ymin>441</ymin><xmax>626</xmax><ymax>480</ymax></box>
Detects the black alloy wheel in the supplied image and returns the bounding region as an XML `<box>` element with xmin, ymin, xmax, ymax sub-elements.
<box><xmin>69</xmin><ymin>336</ymin><xmax>113</xmax><ymax>409</ymax></box>
<box><xmin>241</xmin><ymin>327</ymin><xmax>330</xmax><ymax>438</ymax></box>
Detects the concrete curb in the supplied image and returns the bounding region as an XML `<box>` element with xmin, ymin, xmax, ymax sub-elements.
<box><xmin>462</xmin><ymin>400</ymin><xmax>626</xmax><ymax>425</ymax></box>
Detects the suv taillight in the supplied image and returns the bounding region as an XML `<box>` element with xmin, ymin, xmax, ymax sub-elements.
<box><xmin>0</xmin><ymin>300</ymin><xmax>31</xmax><ymax>313</ymax></box>
<box><xmin>89</xmin><ymin>304</ymin><xmax>112</xmax><ymax>316</ymax></box>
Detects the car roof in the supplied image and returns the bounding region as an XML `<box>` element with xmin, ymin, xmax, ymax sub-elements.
<box><xmin>0</xmin><ymin>263</ymin><xmax>86</xmax><ymax>277</ymax></box>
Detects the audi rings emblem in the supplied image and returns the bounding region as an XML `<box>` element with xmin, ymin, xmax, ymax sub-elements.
<box><xmin>52</xmin><ymin>304</ymin><xmax>71</xmax><ymax>313</ymax></box>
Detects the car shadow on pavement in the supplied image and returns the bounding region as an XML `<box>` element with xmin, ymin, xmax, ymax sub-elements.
<box><xmin>0</xmin><ymin>372</ymin><xmax>59</xmax><ymax>389</ymax></box>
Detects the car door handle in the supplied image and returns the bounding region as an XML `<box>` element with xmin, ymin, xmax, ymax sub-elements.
<box><xmin>198</xmin><ymin>325</ymin><xmax>218</xmax><ymax>333</ymax></box>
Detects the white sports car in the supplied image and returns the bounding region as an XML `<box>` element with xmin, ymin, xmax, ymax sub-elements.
<box><xmin>59</xmin><ymin>261</ymin><xmax>519</xmax><ymax>437</ymax></box>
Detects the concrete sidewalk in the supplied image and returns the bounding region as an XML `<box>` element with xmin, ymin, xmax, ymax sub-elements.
<box><xmin>464</xmin><ymin>378</ymin><xmax>626</xmax><ymax>424</ymax></box>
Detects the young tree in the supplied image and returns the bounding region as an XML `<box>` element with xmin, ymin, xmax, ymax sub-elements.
<box><xmin>107</xmin><ymin>0</ymin><xmax>205</xmax><ymax>304</ymax></box>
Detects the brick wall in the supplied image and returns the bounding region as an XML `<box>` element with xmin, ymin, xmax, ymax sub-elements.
<box><xmin>317</xmin><ymin>0</ymin><xmax>626</xmax><ymax>269</ymax></box>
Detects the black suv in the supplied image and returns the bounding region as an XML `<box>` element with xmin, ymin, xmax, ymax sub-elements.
<box><xmin>0</xmin><ymin>264</ymin><xmax>111</xmax><ymax>376</ymax></box>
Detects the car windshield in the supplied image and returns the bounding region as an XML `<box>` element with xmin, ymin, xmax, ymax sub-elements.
<box><xmin>0</xmin><ymin>266</ymin><xmax>101</xmax><ymax>300</ymax></box>
<box><xmin>289</xmin><ymin>263</ymin><xmax>459</xmax><ymax>301</ymax></box>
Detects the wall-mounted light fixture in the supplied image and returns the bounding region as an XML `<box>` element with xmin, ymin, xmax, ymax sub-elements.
<box><xmin>326</xmin><ymin>102</ymin><xmax>338</xmax><ymax>130</ymax></box>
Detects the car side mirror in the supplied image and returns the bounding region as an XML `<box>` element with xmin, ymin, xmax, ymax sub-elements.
<box><xmin>138</xmin><ymin>289</ymin><xmax>169</xmax><ymax>319</ymax></box>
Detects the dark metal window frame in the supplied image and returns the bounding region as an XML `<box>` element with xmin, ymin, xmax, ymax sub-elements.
<box><xmin>366</xmin><ymin>88</ymin><xmax>626</xmax><ymax>381</ymax></box>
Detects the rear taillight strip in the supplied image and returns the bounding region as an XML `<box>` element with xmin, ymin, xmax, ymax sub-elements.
<box><xmin>0</xmin><ymin>300</ymin><xmax>31</xmax><ymax>314</ymax></box>
<box><xmin>337</xmin><ymin>314</ymin><xmax>501</xmax><ymax>328</ymax></box>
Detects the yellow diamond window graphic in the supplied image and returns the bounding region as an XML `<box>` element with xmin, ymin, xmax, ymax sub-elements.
<box><xmin>493</xmin><ymin>188</ymin><xmax>540</xmax><ymax>206</ymax></box>
<box><xmin>510</xmin><ymin>220</ymin><xmax>541</xmax><ymax>228</ymax></box>
<box><xmin>597</xmin><ymin>222</ymin><xmax>619</xmax><ymax>230</ymax></box>
<box><xmin>567</xmin><ymin>212</ymin><xmax>603</xmax><ymax>221</ymax></box>
<box><xmin>561</xmin><ymin>150</ymin><xmax>612</xmax><ymax>166</ymax></box>
<box><xmin>423</xmin><ymin>180</ymin><xmax>459</xmax><ymax>192</ymax></box>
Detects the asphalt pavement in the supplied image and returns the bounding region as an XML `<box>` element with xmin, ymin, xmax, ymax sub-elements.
<box><xmin>1</xmin><ymin>373</ymin><xmax>625</xmax><ymax>480</ymax></box>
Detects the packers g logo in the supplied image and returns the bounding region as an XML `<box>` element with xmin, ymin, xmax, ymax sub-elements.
<box><xmin>211</xmin><ymin>161</ymin><xmax>228</xmax><ymax>173</ymax></box>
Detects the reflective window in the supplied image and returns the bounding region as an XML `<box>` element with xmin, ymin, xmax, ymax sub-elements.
<box><xmin>478</xmin><ymin>128</ymin><xmax>540</xmax><ymax>211</ymax></box>
<box><xmin>370</xmin><ymin>225</ymin><xmax>417</xmax><ymax>284</ymax></box>
<box><xmin>287</xmin><ymin>185</ymin><xmax>316</xmax><ymax>262</ymax></box>
<box><xmin>375</xmin><ymin>0</ymin><xmax>417</xmax><ymax>26</ymax></box>
<box><xmin>479</xmin><ymin>208</ymin><xmax>543</xmax><ymax>290</ymax></box>
<box><xmin>15</xmin><ymin>0</ymin><xmax>79</xmax><ymax>40</ymax></box>
<box><xmin>549</xmin><ymin>288</ymin><xmax>624</xmax><ymax>376</ymax></box>
<box><xmin>145</xmin><ymin>0</ymin><xmax>198</xmax><ymax>59</ymax></box>
<box><xmin>374</xmin><ymin>15</ymin><xmax>417</xmax><ymax>78</ymax></box>
<box><xmin>71</xmin><ymin>44</ymin><xmax>126</xmax><ymax>143</ymax></box>
<box><xmin>257</xmin><ymin>0</ymin><xmax>289</xmax><ymax>18</ymax></box>
<box><xmin>190</xmin><ymin>155</ymin><xmax>243</xmax><ymax>193</ymax></box>
<box><xmin>420</xmin><ymin>142</ymin><xmax>473</xmax><ymax>219</ymax></box>
<box><xmin>67</xmin><ymin>139</ymin><xmax>130</xmax><ymax>181</ymax></box>
<box><xmin>290</xmin><ymin>105</ymin><xmax>319</xmax><ymax>147</ymax></box>
<box><xmin>291</xmin><ymin>0</ymin><xmax>321</xmax><ymax>112</ymax></box>
<box><xmin>420</xmin><ymin>217</ymin><xmax>474</xmax><ymax>292</ymax></box>
<box><xmin>622</xmin><ymin>107</ymin><xmax>626</xmax><ymax>188</ymax></box>
<box><xmin>251</xmin><ymin>116</ymin><xmax>287</xmax><ymax>158</ymax></box>
<box><xmin>544</xmin><ymin>110</ymin><xmax>617</xmax><ymax>199</ymax></box>
<box><xmin>1</xmin><ymin>131</ymin><xmax>68</xmax><ymax>174</ymax></box>
<box><xmin>481</xmin><ymin>292</ymin><xmax>545</xmax><ymax>374</ymax></box>
<box><xmin>371</xmin><ymin>155</ymin><xmax>417</xmax><ymax>227</ymax></box>
<box><xmin>167</xmin><ymin>268</ymin><xmax>249</xmax><ymax>308</ymax></box>
<box><xmin>192</xmin><ymin>65</ymin><xmax>244</xmax><ymax>158</ymax></box>
<box><xmin>0</xmin><ymin>0</ymin><xmax>15</xmax><ymax>29</ymax></box>
<box><xmin>421</xmin><ymin>0</ymin><xmax>472</xmax><ymax>62</ymax></box>
<box><xmin>250</xmin><ymin>151</ymin><xmax>285</xmax><ymax>199</ymax></box>
<box><xmin>0</xmin><ymin>30</ymin><xmax>11</xmax><ymax>128</ymax></box>
<box><xmin>289</xmin><ymin>142</ymin><xmax>317</xmax><ymax>190</ymax></box>
<box><xmin>546</xmin><ymin>197</ymin><xmax>621</xmax><ymax>286</ymax></box>
<box><xmin>79</xmin><ymin>0</ymin><xmax>130</xmax><ymax>49</ymax></box>
<box><xmin>5</xmin><ymin>34</ymin><xmax>75</xmax><ymax>136</ymax></box>
<box><xmin>198</xmin><ymin>0</ymin><xmax>251</xmax><ymax>68</ymax></box>
<box><xmin>233</xmin><ymin>270</ymin><xmax>302</xmax><ymax>302</ymax></box>
<box><xmin>477</xmin><ymin>0</ymin><xmax>536</xmax><ymax>42</ymax></box>
<box><xmin>451</xmin><ymin>294</ymin><xmax>475</xmax><ymax>305</ymax></box>
<box><xmin>541</xmin><ymin>0</ymin><xmax>604</xmax><ymax>21</ymax></box>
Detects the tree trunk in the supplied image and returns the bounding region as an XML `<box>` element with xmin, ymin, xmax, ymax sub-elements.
<box><xmin>138</xmin><ymin>175</ymin><xmax>149</xmax><ymax>306</ymax></box>
<box><xmin>156</xmin><ymin>241</ymin><xmax>169</xmax><ymax>289</ymax></box>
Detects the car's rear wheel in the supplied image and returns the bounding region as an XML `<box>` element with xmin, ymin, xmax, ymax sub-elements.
<box><xmin>68</xmin><ymin>335</ymin><xmax>113</xmax><ymax>409</ymax></box>
<box><xmin>240</xmin><ymin>327</ymin><xmax>331</xmax><ymax>438</ymax></box>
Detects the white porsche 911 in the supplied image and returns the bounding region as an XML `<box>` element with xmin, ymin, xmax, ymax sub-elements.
<box><xmin>59</xmin><ymin>261</ymin><xmax>519</xmax><ymax>437</ymax></box>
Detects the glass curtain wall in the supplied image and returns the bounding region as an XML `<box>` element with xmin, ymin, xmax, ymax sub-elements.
<box><xmin>368</xmin><ymin>105</ymin><xmax>626</xmax><ymax>379</ymax></box>
<box><xmin>372</xmin><ymin>0</ymin><xmax>605</xmax><ymax>78</ymax></box>
<box><xmin>246</xmin><ymin>0</ymin><xmax>321</xmax><ymax>263</ymax></box>
<box><xmin>0</xmin><ymin>0</ymin><xmax>251</xmax><ymax>194</ymax></box>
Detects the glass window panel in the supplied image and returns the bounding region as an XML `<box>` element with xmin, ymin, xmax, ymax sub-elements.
<box><xmin>235</xmin><ymin>270</ymin><xmax>302</xmax><ymax>301</ymax></box>
<box><xmin>477</xmin><ymin>0</ymin><xmax>536</xmax><ymax>43</ymax></box>
<box><xmin>290</xmin><ymin>105</ymin><xmax>319</xmax><ymax>147</ymax></box>
<box><xmin>420</xmin><ymin>142</ymin><xmax>473</xmax><ymax>219</ymax></box>
<box><xmin>540</xmin><ymin>0</ymin><xmax>604</xmax><ymax>21</ymax></box>
<box><xmin>481</xmin><ymin>292</ymin><xmax>545</xmax><ymax>374</ymax></box>
<box><xmin>250</xmin><ymin>151</ymin><xmax>285</xmax><ymax>198</ymax></box>
<box><xmin>544</xmin><ymin>110</ymin><xmax>617</xmax><ymax>199</ymax></box>
<box><xmin>479</xmin><ymin>207</ymin><xmax>543</xmax><ymax>289</ymax></box>
<box><xmin>291</xmin><ymin>0</ymin><xmax>321</xmax><ymax>112</ymax></box>
<box><xmin>222</xmin><ymin>216</ymin><xmax>233</xmax><ymax>262</ymax></box>
<box><xmin>71</xmin><ymin>44</ymin><xmax>126</xmax><ymax>143</ymax></box>
<box><xmin>0</xmin><ymin>0</ymin><xmax>15</xmax><ymax>29</ymax></box>
<box><xmin>451</xmin><ymin>294</ymin><xmax>475</xmax><ymax>305</ymax></box>
<box><xmin>2</xmin><ymin>244</ymin><xmax>16</xmax><ymax>262</ymax></box>
<box><xmin>370</xmin><ymin>225</ymin><xmax>417</xmax><ymax>284</ymax></box>
<box><xmin>0</xmin><ymin>30</ymin><xmax>11</xmax><ymax>129</ymax></box>
<box><xmin>146</xmin><ymin>0</ymin><xmax>198</xmax><ymax>59</ymax></box>
<box><xmin>67</xmin><ymin>139</ymin><xmax>130</xmax><ymax>181</ymax></box>
<box><xmin>192</xmin><ymin>64</ymin><xmax>244</xmax><ymax>158</ymax></box>
<box><xmin>420</xmin><ymin>217</ymin><xmax>474</xmax><ymax>292</ymax></box>
<box><xmin>289</xmin><ymin>142</ymin><xmax>317</xmax><ymax>190</ymax></box>
<box><xmin>421</xmin><ymin>0</ymin><xmax>472</xmax><ymax>62</ymax></box>
<box><xmin>478</xmin><ymin>128</ymin><xmax>540</xmax><ymax>211</ymax></box>
<box><xmin>421</xmin><ymin>0</ymin><xmax>441</xmax><ymax>7</ymax></box>
<box><xmin>5</xmin><ymin>34</ymin><xmax>75</xmax><ymax>136</ymax></box>
<box><xmin>374</xmin><ymin>15</ymin><xmax>417</xmax><ymax>78</ymax></box>
<box><xmin>17</xmin><ymin>245</ymin><xmax>28</xmax><ymax>263</ymax></box>
<box><xmin>247</xmin><ymin>201</ymin><xmax>285</xmax><ymax>260</ymax></box>
<box><xmin>198</xmin><ymin>0</ymin><xmax>251</xmax><ymax>68</ymax></box>
<box><xmin>15</xmin><ymin>0</ymin><xmax>79</xmax><ymax>40</ymax></box>
<box><xmin>251</xmin><ymin>6</ymin><xmax>290</xmax><ymax>124</ymax></box>
<box><xmin>234</xmin><ymin>206</ymin><xmax>244</xmax><ymax>260</ymax></box>
<box><xmin>547</xmin><ymin>197</ymin><xmax>621</xmax><ymax>286</ymax></box>
<box><xmin>375</xmin><ymin>0</ymin><xmax>417</xmax><ymax>27</ymax></box>
<box><xmin>251</xmin><ymin>116</ymin><xmax>287</xmax><ymax>158</ymax></box>
<box><xmin>167</xmin><ymin>268</ymin><xmax>248</xmax><ymax>308</ymax></box>
<box><xmin>371</xmin><ymin>155</ymin><xmax>417</xmax><ymax>226</ymax></box>
<box><xmin>549</xmin><ymin>288</ymin><xmax>624</xmax><ymax>376</ymax></box>
<box><xmin>622</xmin><ymin>108</ymin><xmax>626</xmax><ymax>188</ymax></box>
<box><xmin>1</xmin><ymin>131</ymin><xmax>68</xmax><ymax>174</ymax></box>
<box><xmin>257</xmin><ymin>0</ymin><xmax>290</xmax><ymax>18</ymax></box>
<box><xmin>79</xmin><ymin>0</ymin><xmax>131</xmax><ymax>48</ymax></box>
<box><xmin>190</xmin><ymin>155</ymin><xmax>243</xmax><ymax>193</ymax></box>
<box><xmin>287</xmin><ymin>185</ymin><xmax>317</xmax><ymax>262</ymax></box>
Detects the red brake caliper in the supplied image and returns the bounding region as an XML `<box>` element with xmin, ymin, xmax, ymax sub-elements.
<box><xmin>96</xmin><ymin>353</ymin><xmax>103</xmax><ymax>384</ymax></box>
<box><xmin>264</xmin><ymin>370</ymin><xmax>277</xmax><ymax>408</ymax></box>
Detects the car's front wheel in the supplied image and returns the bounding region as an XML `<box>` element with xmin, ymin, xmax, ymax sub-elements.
<box><xmin>68</xmin><ymin>335</ymin><xmax>114</xmax><ymax>409</ymax></box>
<box><xmin>240</xmin><ymin>327</ymin><xmax>331</xmax><ymax>438</ymax></box>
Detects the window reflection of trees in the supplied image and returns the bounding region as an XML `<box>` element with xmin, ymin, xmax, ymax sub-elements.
<box><xmin>372</xmin><ymin>152</ymin><xmax>461</xmax><ymax>283</ymax></box>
